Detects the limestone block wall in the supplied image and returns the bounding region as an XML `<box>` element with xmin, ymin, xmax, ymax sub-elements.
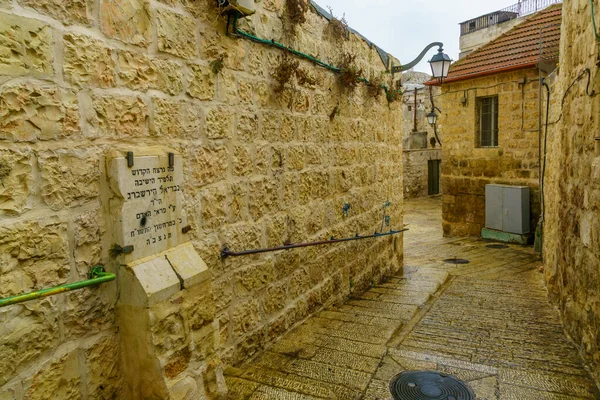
<box><xmin>0</xmin><ymin>0</ymin><xmax>403</xmax><ymax>396</ymax></box>
<box><xmin>401</xmin><ymin>84</ymin><xmax>441</xmax><ymax>147</ymax></box>
<box><xmin>439</xmin><ymin>69</ymin><xmax>541</xmax><ymax>237</ymax></box>
<box><xmin>543</xmin><ymin>0</ymin><xmax>600</xmax><ymax>383</ymax></box>
<box><xmin>402</xmin><ymin>89</ymin><xmax>429</xmax><ymax>138</ymax></box>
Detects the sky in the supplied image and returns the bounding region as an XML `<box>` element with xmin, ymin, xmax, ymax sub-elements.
<box><xmin>316</xmin><ymin>0</ymin><xmax>517</xmax><ymax>73</ymax></box>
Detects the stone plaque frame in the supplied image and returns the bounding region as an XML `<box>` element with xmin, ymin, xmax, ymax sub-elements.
<box><xmin>107</xmin><ymin>152</ymin><xmax>189</xmax><ymax>263</ymax></box>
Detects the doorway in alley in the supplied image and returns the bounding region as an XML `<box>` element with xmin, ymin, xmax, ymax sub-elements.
<box><xmin>428</xmin><ymin>159</ymin><xmax>441</xmax><ymax>195</ymax></box>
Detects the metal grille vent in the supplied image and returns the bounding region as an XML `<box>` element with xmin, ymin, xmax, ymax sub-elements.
<box><xmin>390</xmin><ymin>371</ymin><xmax>475</xmax><ymax>399</ymax></box>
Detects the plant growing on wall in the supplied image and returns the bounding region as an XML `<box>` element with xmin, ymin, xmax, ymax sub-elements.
<box><xmin>327</xmin><ymin>7</ymin><xmax>349</xmax><ymax>41</ymax></box>
<box><xmin>272</xmin><ymin>54</ymin><xmax>315</xmax><ymax>93</ymax></box>
<box><xmin>295</xmin><ymin>67</ymin><xmax>316</xmax><ymax>87</ymax></box>
<box><xmin>273</xmin><ymin>54</ymin><xmax>300</xmax><ymax>93</ymax></box>
<box><xmin>366</xmin><ymin>73</ymin><xmax>385</xmax><ymax>99</ymax></box>
<box><xmin>338</xmin><ymin>53</ymin><xmax>363</xmax><ymax>93</ymax></box>
<box><xmin>329</xmin><ymin>104</ymin><xmax>340</xmax><ymax>121</ymax></box>
<box><xmin>285</xmin><ymin>0</ymin><xmax>309</xmax><ymax>27</ymax></box>
<box><xmin>386</xmin><ymin>89</ymin><xmax>400</xmax><ymax>104</ymax></box>
<box><xmin>272</xmin><ymin>55</ymin><xmax>300</xmax><ymax>93</ymax></box>
<box><xmin>209</xmin><ymin>54</ymin><xmax>226</xmax><ymax>74</ymax></box>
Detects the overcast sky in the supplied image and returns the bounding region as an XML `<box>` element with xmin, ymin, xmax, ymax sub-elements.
<box><xmin>316</xmin><ymin>0</ymin><xmax>517</xmax><ymax>73</ymax></box>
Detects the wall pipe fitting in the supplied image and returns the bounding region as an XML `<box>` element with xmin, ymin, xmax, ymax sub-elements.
<box><xmin>0</xmin><ymin>266</ymin><xmax>116</xmax><ymax>308</ymax></box>
<box><xmin>221</xmin><ymin>229</ymin><xmax>407</xmax><ymax>258</ymax></box>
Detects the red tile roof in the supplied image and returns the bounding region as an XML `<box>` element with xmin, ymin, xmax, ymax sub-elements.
<box><xmin>431</xmin><ymin>4</ymin><xmax>562</xmax><ymax>85</ymax></box>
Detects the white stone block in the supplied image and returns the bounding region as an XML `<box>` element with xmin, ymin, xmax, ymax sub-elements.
<box><xmin>165</xmin><ymin>243</ymin><xmax>210</xmax><ymax>288</ymax></box>
<box><xmin>119</xmin><ymin>256</ymin><xmax>181</xmax><ymax>307</ymax></box>
<box><xmin>107</xmin><ymin>153</ymin><xmax>190</xmax><ymax>263</ymax></box>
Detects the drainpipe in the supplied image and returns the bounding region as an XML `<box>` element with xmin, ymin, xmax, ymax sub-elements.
<box><xmin>413</xmin><ymin>88</ymin><xmax>418</xmax><ymax>132</ymax></box>
<box><xmin>538</xmin><ymin>27</ymin><xmax>544</xmax><ymax>200</ymax></box>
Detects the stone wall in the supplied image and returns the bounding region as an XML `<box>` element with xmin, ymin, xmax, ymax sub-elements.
<box><xmin>401</xmin><ymin>76</ymin><xmax>442</xmax><ymax>199</ymax></box>
<box><xmin>0</xmin><ymin>0</ymin><xmax>403</xmax><ymax>397</ymax></box>
<box><xmin>402</xmin><ymin>87</ymin><xmax>430</xmax><ymax>139</ymax></box>
<box><xmin>401</xmin><ymin>79</ymin><xmax>441</xmax><ymax>148</ymax></box>
<box><xmin>543</xmin><ymin>0</ymin><xmax>600</xmax><ymax>383</ymax></box>
<box><xmin>438</xmin><ymin>69</ymin><xmax>541</xmax><ymax>237</ymax></box>
<box><xmin>403</xmin><ymin>149</ymin><xmax>442</xmax><ymax>199</ymax></box>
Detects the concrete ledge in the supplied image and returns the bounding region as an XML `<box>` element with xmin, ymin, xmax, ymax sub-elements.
<box><xmin>481</xmin><ymin>228</ymin><xmax>533</xmax><ymax>245</ymax></box>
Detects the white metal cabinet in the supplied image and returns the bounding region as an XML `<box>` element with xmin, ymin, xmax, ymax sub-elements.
<box><xmin>485</xmin><ymin>184</ymin><xmax>530</xmax><ymax>234</ymax></box>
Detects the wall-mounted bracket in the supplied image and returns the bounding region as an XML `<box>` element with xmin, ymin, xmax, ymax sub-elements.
<box><xmin>391</xmin><ymin>42</ymin><xmax>444</xmax><ymax>75</ymax></box>
<box><xmin>127</xmin><ymin>152</ymin><xmax>134</xmax><ymax>168</ymax></box>
<box><xmin>110</xmin><ymin>244</ymin><xmax>135</xmax><ymax>258</ymax></box>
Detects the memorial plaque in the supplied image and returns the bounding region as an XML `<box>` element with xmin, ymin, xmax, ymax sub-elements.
<box><xmin>108</xmin><ymin>153</ymin><xmax>189</xmax><ymax>262</ymax></box>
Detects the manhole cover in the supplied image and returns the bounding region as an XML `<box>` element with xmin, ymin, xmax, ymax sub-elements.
<box><xmin>443</xmin><ymin>258</ymin><xmax>470</xmax><ymax>264</ymax></box>
<box><xmin>486</xmin><ymin>244</ymin><xmax>509</xmax><ymax>249</ymax></box>
<box><xmin>389</xmin><ymin>371</ymin><xmax>475</xmax><ymax>400</ymax></box>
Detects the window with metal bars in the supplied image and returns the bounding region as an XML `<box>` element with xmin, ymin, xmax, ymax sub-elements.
<box><xmin>477</xmin><ymin>96</ymin><xmax>499</xmax><ymax>147</ymax></box>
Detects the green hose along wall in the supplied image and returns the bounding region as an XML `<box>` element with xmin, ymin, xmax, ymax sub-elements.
<box><xmin>231</xmin><ymin>15</ymin><xmax>397</xmax><ymax>97</ymax></box>
<box><xmin>0</xmin><ymin>266</ymin><xmax>116</xmax><ymax>308</ymax></box>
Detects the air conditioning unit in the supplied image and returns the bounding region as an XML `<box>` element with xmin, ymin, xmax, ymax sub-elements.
<box><xmin>219</xmin><ymin>0</ymin><xmax>256</xmax><ymax>16</ymax></box>
<box><xmin>485</xmin><ymin>184</ymin><xmax>530</xmax><ymax>234</ymax></box>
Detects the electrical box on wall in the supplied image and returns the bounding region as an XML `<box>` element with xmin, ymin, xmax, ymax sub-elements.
<box><xmin>219</xmin><ymin>0</ymin><xmax>256</xmax><ymax>16</ymax></box>
<box><xmin>485</xmin><ymin>184</ymin><xmax>530</xmax><ymax>234</ymax></box>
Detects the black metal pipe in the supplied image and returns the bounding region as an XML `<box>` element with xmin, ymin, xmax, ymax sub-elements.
<box><xmin>221</xmin><ymin>229</ymin><xmax>407</xmax><ymax>258</ymax></box>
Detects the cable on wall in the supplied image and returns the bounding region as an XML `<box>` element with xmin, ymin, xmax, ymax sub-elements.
<box><xmin>548</xmin><ymin>68</ymin><xmax>596</xmax><ymax>125</ymax></box>
<box><xmin>540</xmin><ymin>79</ymin><xmax>551</xmax><ymax>230</ymax></box>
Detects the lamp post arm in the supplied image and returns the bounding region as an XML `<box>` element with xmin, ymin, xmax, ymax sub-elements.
<box><xmin>391</xmin><ymin>42</ymin><xmax>444</xmax><ymax>74</ymax></box>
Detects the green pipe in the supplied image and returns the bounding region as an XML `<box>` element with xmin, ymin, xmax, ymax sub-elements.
<box><xmin>0</xmin><ymin>266</ymin><xmax>115</xmax><ymax>308</ymax></box>
<box><xmin>231</xmin><ymin>15</ymin><xmax>399</xmax><ymax>99</ymax></box>
<box><xmin>591</xmin><ymin>0</ymin><xmax>600</xmax><ymax>41</ymax></box>
<box><xmin>232</xmin><ymin>15</ymin><xmax>341</xmax><ymax>72</ymax></box>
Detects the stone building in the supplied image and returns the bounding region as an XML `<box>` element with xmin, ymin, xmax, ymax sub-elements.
<box><xmin>0</xmin><ymin>0</ymin><xmax>404</xmax><ymax>398</ymax></box>
<box><xmin>401</xmin><ymin>71</ymin><xmax>442</xmax><ymax>199</ymax></box>
<box><xmin>459</xmin><ymin>0</ymin><xmax>563</xmax><ymax>58</ymax></box>
<box><xmin>542</xmin><ymin>0</ymin><xmax>600</xmax><ymax>384</ymax></box>
<box><xmin>430</xmin><ymin>5</ymin><xmax>562</xmax><ymax>237</ymax></box>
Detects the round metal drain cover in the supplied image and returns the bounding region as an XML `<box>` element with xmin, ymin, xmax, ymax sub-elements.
<box><xmin>486</xmin><ymin>244</ymin><xmax>509</xmax><ymax>249</ymax></box>
<box><xmin>443</xmin><ymin>258</ymin><xmax>470</xmax><ymax>264</ymax></box>
<box><xmin>389</xmin><ymin>371</ymin><xmax>475</xmax><ymax>400</ymax></box>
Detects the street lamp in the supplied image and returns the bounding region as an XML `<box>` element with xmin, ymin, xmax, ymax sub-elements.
<box><xmin>427</xmin><ymin>110</ymin><xmax>438</xmax><ymax>125</ymax></box>
<box><xmin>427</xmin><ymin>106</ymin><xmax>442</xmax><ymax>146</ymax></box>
<box><xmin>391</xmin><ymin>43</ymin><xmax>452</xmax><ymax>82</ymax></box>
<box><xmin>429</xmin><ymin>48</ymin><xmax>452</xmax><ymax>82</ymax></box>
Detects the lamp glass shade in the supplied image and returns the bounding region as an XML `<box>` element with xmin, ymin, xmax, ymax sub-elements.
<box><xmin>427</xmin><ymin>111</ymin><xmax>437</xmax><ymax>125</ymax></box>
<box><xmin>430</xmin><ymin>61</ymin><xmax>444</xmax><ymax>79</ymax></box>
<box><xmin>429</xmin><ymin>50</ymin><xmax>453</xmax><ymax>79</ymax></box>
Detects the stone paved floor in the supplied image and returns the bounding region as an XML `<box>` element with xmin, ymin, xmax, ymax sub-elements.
<box><xmin>224</xmin><ymin>197</ymin><xmax>600</xmax><ymax>399</ymax></box>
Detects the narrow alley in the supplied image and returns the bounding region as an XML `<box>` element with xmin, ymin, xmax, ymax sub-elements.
<box><xmin>224</xmin><ymin>197</ymin><xmax>600</xmax><ymax>399</ymax></box>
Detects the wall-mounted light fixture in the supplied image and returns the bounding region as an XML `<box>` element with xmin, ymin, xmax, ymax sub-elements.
<box><xmin>391</xmin><ymin>43</ymin><xmax>453</xmax><ymax>82</ymax></box>
<box><xmin>427</xmin><ymin>106</ymin><xmax>442</xmax><ymax>146</ymax></box>
<box><xmin>427</xmin><ymin>110</ymin><xmax>438</xmax><ymax>125</ymax></box>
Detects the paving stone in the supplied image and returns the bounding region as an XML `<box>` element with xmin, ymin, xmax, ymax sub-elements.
<box><xmin>225</xmin><ymin>198</ymin><xmax>600</xmax><ymax>400</ymax></box>
<box><xmin>249</xmin><ymin>386</ymin><xmax>321</xmax><ymax>400</ymax></box>
<box><xmin>362</xmin><ymin>379</ymin><xmax>392</xmax><ymax>400</ymax></box>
